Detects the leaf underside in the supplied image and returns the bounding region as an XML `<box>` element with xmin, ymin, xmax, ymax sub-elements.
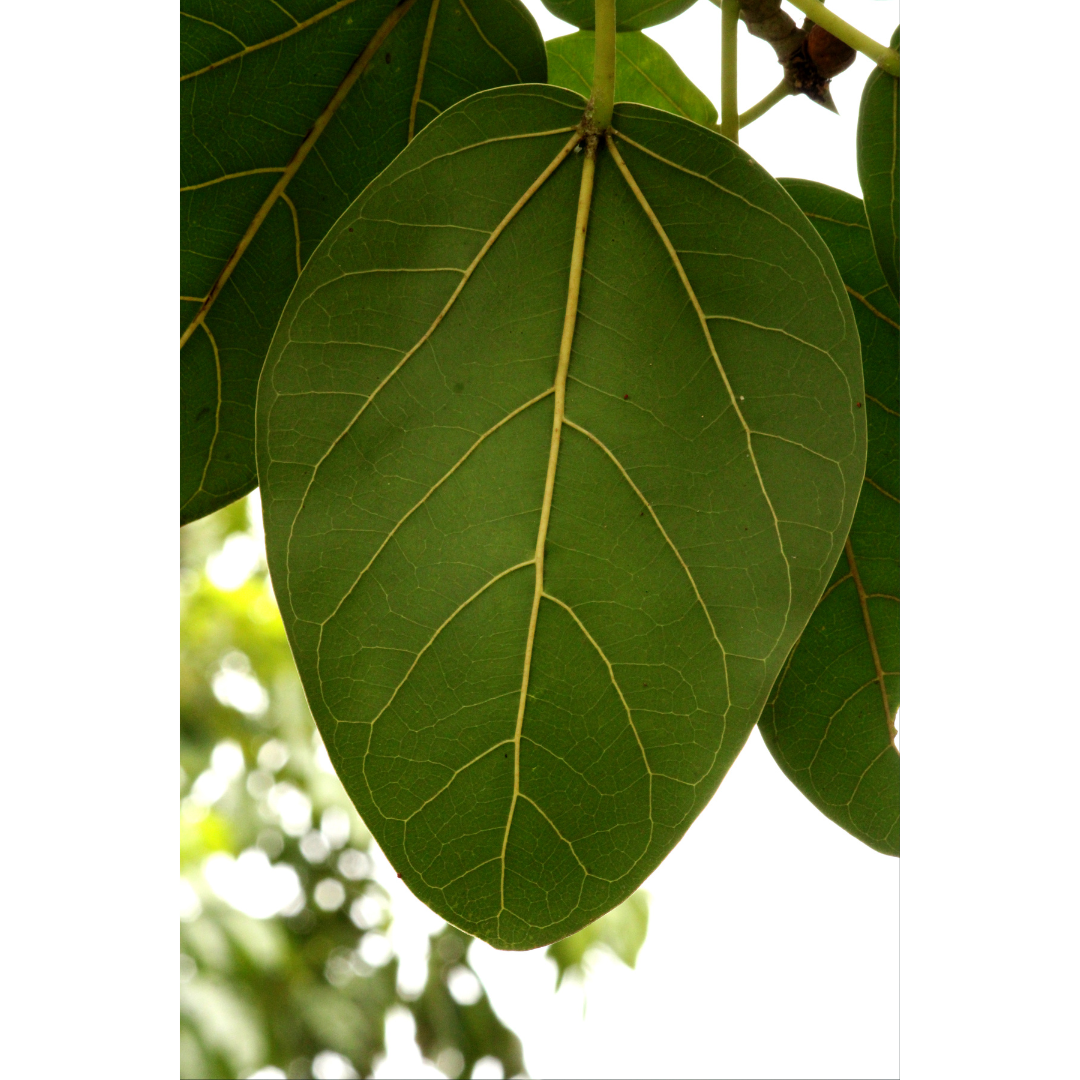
<box><xmin>257</xmin><ymin>86</ymin><xmax>866</xmax><ymax>948</ymax></box>
<box><xmin>762</xmin><ymin>179</ymin><xmax>899</xmax><ymax>856</ymax></box>
<box><xmin>546</xmin><ymin>31</ymin><xmax>718</xmax><ymax>127</ymax></box>
<box><xmin>856</xmin><ymin>27</ymin><xmax>899</xmax><ymax>300</ymax></box>
<box><xmin>180</xmin><ymin>0</ymin><xmax>546</xmax><ymax>525</ymax></box>
<box><xmin>540</xmin><ymin>0</ymin><xmax>696</xmax><ymax>32</ymax></box>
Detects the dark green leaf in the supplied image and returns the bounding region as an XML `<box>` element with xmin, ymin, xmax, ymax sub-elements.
<box><xmin>541</xmin><ymin>0</ymin><xmax>696</xmax><ymax>31</ymax></box>
<box><xmin>180</xmin><ymin>0</ymin><xmax>547</xmax><ymax>525</ymax></box>
<box><xmin>546</xmin><ymin>889</ymin><xmax>649</xmax><ymax>987</ymax></box>
<box><xmin>257</xmin><ymin>86</ymin><xmax>866</xmax><ymax>948</ymax></box>
<box><xmin>761</xmin><ymin>179</ymin><xmax>898</xmax><ymax>856</ymax></box>
<box><xmin>856</xmin><ymin>27</ymin><xmax>899</xmax><ymax>299</ymax></box>
<box><xmin>547</xmin><ymin>31</ymin><xmax>718</xmax><ymax>126</ymax></box>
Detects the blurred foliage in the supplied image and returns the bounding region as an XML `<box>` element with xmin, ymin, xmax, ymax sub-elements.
<box><xmin>180</xmin><ymin>496</ymin><xmax>651</xmax><ymax>1078</ymax></box>
<box><xmin>413</xmin><ymin>927</ymin><xmax>524</xmax><ymax>1079</ymax></box>
<box><xmin>546</xmin><ymin>892</ymin><xmax>650</xmax><ymax>990</ymax></box>
<box><xmin>180</xmin><ymin>498</ymin><xmax>524</xmax><ymax>1079</ymax></box>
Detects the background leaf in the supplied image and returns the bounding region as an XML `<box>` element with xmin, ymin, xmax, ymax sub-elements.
<box><xmin>760</xmin><ymin>178</ymin><xmax>898</xmax><ymax>856</ymax></box>
<box><xmin>856</xmin><ymin>27</ymin><xmax>899</xmax><ymax>299</ymax></box>
<box><xmin>546</xmin><ymin>30</ymin><xmax>717</xmax><ymax>126</ymax></box>
<box><xmin>540</xmin><ymin>0</ymin><xmax>697</xmax><ymax>31</ymax></box>
<box><xmin>257</xmin><ymin>86</ymin><xmax>865</xmax><ymax>948</ymax></box>
<box><xmin>180</xmin><ymin>0</ymin><xmax>547</xmax><ymax>525</ymax></box>
<box><xmin>546</xmin><ymin>890</ymin><xmax>649</xmax><ymax>988</ymax></box>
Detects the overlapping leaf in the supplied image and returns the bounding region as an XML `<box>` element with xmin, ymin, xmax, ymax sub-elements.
<box><xmin>180</xmin><ymin>0</ymin><xmax>546</xmax><ymax>524</ymax></box>
<box><xmin>856</xmin><ymin>28</ymin><xmax>899</xmax><ymax>299</ymax></box>
<box><xmin>541</xmin><ymin>0</ymin><xmax>696</xmax><ymax>31</ymax></box>
<box><xmin>257</xmin><ymin>86</ymin><xmax>866</xmax><ymax>948</ymax></box>
<box><xmin>547</xmin><ymin>31</ymin><xmax>717</xmax><ymax>126</ymax></box>
<box><xmin>761</xmin><ymin>179</ymin><xmax>898</xmax><ymax>855</ymax></box>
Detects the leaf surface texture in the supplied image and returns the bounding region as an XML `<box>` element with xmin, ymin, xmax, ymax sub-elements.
<box><xmin>257</xmin><ymin>87</ymin><xmax>866</xmax><ymax>946</ymax></box>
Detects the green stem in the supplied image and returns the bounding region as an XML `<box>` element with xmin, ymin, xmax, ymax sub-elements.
<box><xmin>719</xmin><ymin>0</ymin><xmax>740</xmax><ymax>142</ymax></box>
<box><xmin>592</xmin><ymin>0</ymin><xmax>616</xmax><ymax>129</ymax></box>
<box><xmin>738</xmin><ymin>78</ymin><xmax>790</xmax><ymax>128</ymax></box>
<box><xmin>783</xmin><ymin>0</ymin><xmax>899</xmax><ymax>76</ymax></box>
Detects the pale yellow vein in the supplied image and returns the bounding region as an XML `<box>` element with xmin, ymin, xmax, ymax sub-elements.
<box><xmin>372</xmin><ymin>127</ymin><xmax>578</xmax><ymax>192</ymax></box>
<box><xmin>802</xmin><ymin>211</ymin><xmax>870</xmax><ymax>231</ymax></box>
<box><xmin>285</xmin><ymin>129</ymin><xmax>582</xmax><ymax>618</ymax></box>
<box><xmin>750</xmin><ymin>429</ymin><xmax>845</xmax><ymax>467</ymax></box>
<box><xmin>499</xmin><ymin>142</ymin><xmax>595</xmax><ymax>920</ymax></box>
<box><xmin>457</xmin><ymin>0</ymin><xmax>520</xmax><ymax>80</ymax></box>
<box><xmin>606</xmin><ymin>133</ymin><xmax>795</xmax><ymax>650</ymax></box>
<box><xmin>398</xmin><ymin>738</ymin><xmax>516</xmax><ymax>821</ymax></box>
<box><xmin>542</xmin><ymin>592</ymin><xmax>654</xmax><ymax>778</ymax></box>
<box><xmin>846</xmin><ymin>742</ymin><xmax>896</xmax><ymax>808</ymax></box>
<box><xmin>846</xmin><ymin>284</ymin><xmax>899</xmax><ymax>329</ymax></box>
<box><xmin>561</xmin><ymin>417</ymin><xmax>732</xmax><ymax>724</ymax></box>
<box><xmin>518</xmin><ymin>794</ymin><xmax>588</xmax><ymax>873</ymax></box>
<box><xmin>863</xmin><ymin>475</ymin><xmax>899</xmax><ymax>503</ymax></box>
<box><xmin>267</xmin><ymin>0</ymin><xmax>300</xmax><ymax>27</ymax></box>
<box><xmin>845</xmin><ymin>537</ymin><xmax>896</xmax><ymax>742</ymax></box>
<box><xmin>407</xmin><ymin>0</ymin><xmax>440</xmax><ymax>142</ymax></box>
<box><xmin>610</xmin><ymin>127</ymin><xmax>847</xmax><ymax>314</ymax></box>
<box><xmin>317</xmin><ymin>387</ymin><xmax>554</xmax><ymax>627</ymax></box>
<box><xmin>180</xmin><ymin>167</ymin><xmax>285</xmax><ymax>193</ymax></box>
<box><xmin>357</xmin><ymin>559</ymin><xmax>534</xmax><ymax>734</ymax></box>
<box><xmin>280</xmin><ymin>191</ymin><xmax>303</xmax><ymax>276</ymax></box>
<box><xmin>806</xmin><ymin>675</ymin><xmax>879</xmax><ymax>773</ymax></box>
<box><xmin>866</xmin><ymin>393</ymin><xmax>898</xmax><ymax>416</ymax></box>
<box><xmin>181</xmin><ymin>0</ymin><xmax>368</xmax><ymax>81</ymax></box>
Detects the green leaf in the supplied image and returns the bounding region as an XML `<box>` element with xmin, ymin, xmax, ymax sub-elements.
<box><xmin>180</xmin><ymin>0</ymin><xmax>547</xmax><ymax>525</ymax></box>
<box><xmin>546</xmin><ymin>31</ymin><xmax>717</xmax><ymax>126</ymax></box>
<box><xmin>541</xmin><ymin>0</ymin><xmax>696</xmax><ymax>31</ymax></box>
<box><xmin>257</xmin><ymin>86</ymin><xmax>866</xmax><ymax>948</ymax></box>
<box><xmin>546</xmin><ymin>889</ymin><xmax>649</xmax><ymax>987</ymax></box>
<box><xmin>762</xmin><ymin>179</ymin><xmax>899</xmax><ymax>856</ymax></box>
<box><xmin>856</xmin><ymin>27</ymin><xmax>899</xmax><ymax>300</ymax></box>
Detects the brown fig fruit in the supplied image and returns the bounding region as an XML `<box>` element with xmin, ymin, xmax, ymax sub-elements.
<box><xmin>807</xmin><ymin>24</ymin><xmax>856</xmax><ymax>80</ymax></box>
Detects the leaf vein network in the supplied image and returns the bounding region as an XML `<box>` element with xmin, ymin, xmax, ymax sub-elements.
<box><xmin>610</xmin><ymin>127</ymin><xmax>848</xmax><ymax>316</ymax></box>
<box><xmin>283</xmin><ymin>131</ymin><xmax>582</xmax><ymax>608</ymax></box>
<box><xmin>605</xmin><ymin>134</ymin><xmax>796</xmax><ymax>656</ymax></box>
<box><xmin>180</xmin><ymin>0</ymin><xmax>369</xmax><ymax>82</ymax></box>
<box><xmin>393</xmin><ymin>738</ymin><xmax>516</xmax><ymax>821</ymax></box>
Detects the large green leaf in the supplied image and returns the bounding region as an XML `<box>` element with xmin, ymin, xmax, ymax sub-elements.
<box><xmin>547</xmin><ymin>31</ymin><xmax>717</xmax><ymax>126</ymax></box>
<box><xmin>856</xmin><ymin>27</ymin><xmax>899</xmax><ymax>299</ymax></box>
<box><xmin>761</xmin><ymin>179</ymin><xmax>898</xmax><ymax>856</ymax></box>
<box><xmin>257</xmin><ymin>85</ymin><xmax>866</xmax><ymax>948</ymax></box>
<box><xmin>541</xmin><ymin>0</ymin><xmax>696</xmax><ymax>31</ymax></box>
<box><xmin>180</xmin><ymin>0</ymin><xmax>547</xmax><ymax>525</ymax></box>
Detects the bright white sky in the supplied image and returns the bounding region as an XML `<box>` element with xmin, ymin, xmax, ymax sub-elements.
<box><xmin>376</xmin><ymin>4</ymin><xmax>902</xmax><ymax>1077</ymax></box>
